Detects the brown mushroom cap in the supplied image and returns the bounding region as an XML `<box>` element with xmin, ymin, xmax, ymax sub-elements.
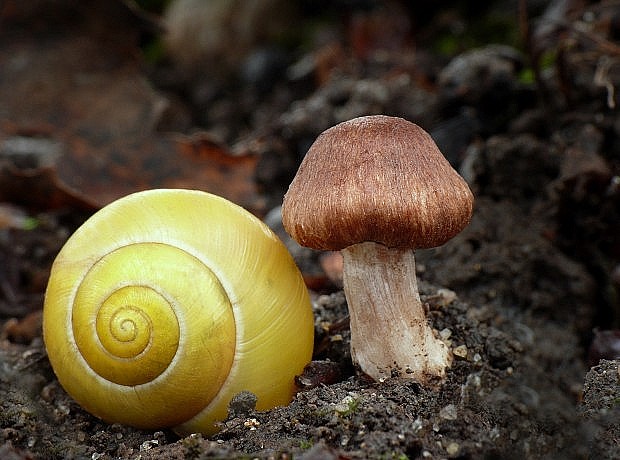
<box><xmin>282</xmin><ymin>115</ymin><xmax>474</xmax><ymax>251</ymax></box>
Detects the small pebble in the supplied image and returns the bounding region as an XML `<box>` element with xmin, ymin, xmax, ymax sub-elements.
<box><xmin>439</xmin><ymin>404</ymin><xmax>458</xmax><ymax>420</ymax></box>
<box><xmin>439</xmin><ymin>328</ymin><xmax>452</xmax><ymax>340</ymax></box>
<box><xmin>437</xmin><ymin>288</ymin><xmax>457</xmax><ymax>305</ymax></box>
<box><xmin>140</xmin><ymin>440</ymin><xmax>159</xmax><ymax>451</ymax></box>
<box><xmin>453</xmin><ymin>344</ymin><xmax>468</xmax><ymax>359</ymax></box>
<box><xmin>243</xmin><ymin>418</ymin><xmax>260</xmax><ymax>430</ymax></box>
<box><xmin>412</xmin><ymin>418</ymin><xmax>424</xmax><ymax>432</ymax></box>
<box><xmin>446</xmin><ymin>441</ymin><xmax>460</xmax><ymax>455</ymax></box>
<box><xmin>333</xmin><ymin>395</ymin><xmax>357</xmax><ymax>414</ymax></box>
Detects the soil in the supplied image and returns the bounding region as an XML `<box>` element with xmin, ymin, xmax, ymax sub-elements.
<box><xmin>1</xmin><ymin>1</ymin><xmax>620</xmax><ymax>459</ymax></box>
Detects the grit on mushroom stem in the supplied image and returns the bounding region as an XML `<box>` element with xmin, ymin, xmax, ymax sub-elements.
<box><xmin>341</xmin><ymin>241</ymin><xmax>453</xmax><ymax>383</ymax></box>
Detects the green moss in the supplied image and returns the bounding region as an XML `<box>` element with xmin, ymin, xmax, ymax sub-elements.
<box><xmin>333</xmin><ymin>394</ymin><xmax>361</xmax><ymax>417</ymax></box>
<box><xmin>518</xmin><ymin>48</ymin><xmax>557</xmax><ymax>84</ymax></box>
<box><xmin>299</xmin><ymin>439</ymin><xmax>313</xmax><ymax>450</ymax></box>
<box><xmin>141</xmin><ymin>38</ymin><xmax>167</xmax><ymax>65</ymax></box>
<box><xmin>22</xmin><ymin>217</ymin><xmax>39</xmax><ymax>231</ymax></box>
<box><xmin>432</xmin><ymin>13</ymin><xmax>522</xmax><ymax>57</ymax></box>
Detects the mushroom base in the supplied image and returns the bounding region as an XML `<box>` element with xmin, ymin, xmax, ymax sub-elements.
<box><xmin>341</xmin><ymin>241</ymin><xmax>453</xmax><ymax>384</ymax></box>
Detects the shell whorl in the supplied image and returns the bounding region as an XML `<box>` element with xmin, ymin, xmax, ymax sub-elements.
<box><xmin>43</xmin><ymin>189</ymin><xmax>314</xmax><ymax>435</ymax></box>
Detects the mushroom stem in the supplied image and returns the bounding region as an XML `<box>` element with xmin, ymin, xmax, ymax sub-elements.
<box><xmin>341</xmin><ymin>241</ymin><xmax>453</xmax><ymax>383</ymax></box>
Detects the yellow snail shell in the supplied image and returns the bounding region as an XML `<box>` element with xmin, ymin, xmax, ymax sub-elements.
<box><xmin>43</xmin><ymin>189</ymin><xmax>314</xmax><ymax>435</ymax></box>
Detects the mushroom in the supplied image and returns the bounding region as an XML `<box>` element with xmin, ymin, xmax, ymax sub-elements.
<box><xmin>281</xmin><ymin>115</ymin><xmax>474</xmax><ymax>384</ymax></box>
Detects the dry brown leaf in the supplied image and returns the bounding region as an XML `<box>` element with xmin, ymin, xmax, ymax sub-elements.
<box><xmin>0</xmin><ymin>1</ymin><xmax>263</xmax><ymax>213</ymax></box>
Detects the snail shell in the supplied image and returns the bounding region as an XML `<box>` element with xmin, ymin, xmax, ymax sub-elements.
<box><xmin>43</xmin><ymin>189</ymin><xmax>314</xmax><ymax>435</ymax></box>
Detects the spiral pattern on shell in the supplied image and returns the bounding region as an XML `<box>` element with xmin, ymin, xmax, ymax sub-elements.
<box><xmin>43</xmin><ymin>189</ymin><xmax>314</xmax><ymax>435</ymax></box>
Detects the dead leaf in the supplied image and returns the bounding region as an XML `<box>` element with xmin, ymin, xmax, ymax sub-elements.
<box><xmin>1</xmin><ymin>311</ymin><xmax>42</xmax><ymax>345</ymax></box>
<box><xmin>0</xmin><ymin>1</ymin><xmax>264</xmax><ymax>213</ymax></box>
